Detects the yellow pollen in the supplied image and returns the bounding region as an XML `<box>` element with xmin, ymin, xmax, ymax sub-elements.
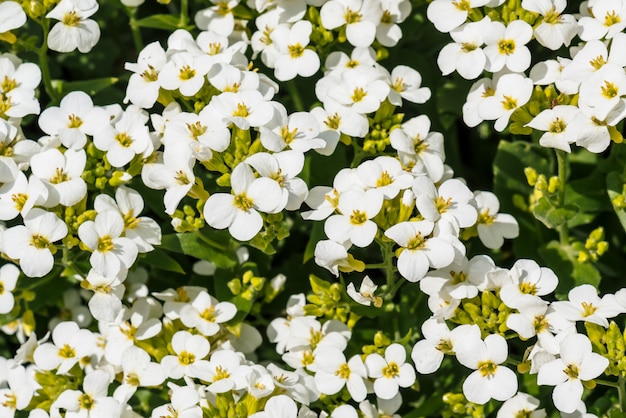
<box><xmin>435</xmin><ymin>196</ymin><xmax>453</xmax><ymax>213</ymax></box>
<box><xmin>549</xmin><ymin>117</ymin><xmax>567</xmax><ymax>133</ymax></box>
<box><xmin>601</xmin><ymin>80</ymin><xmax>619</xmax><ymax>99</ymax></box>
<box><xmin>232</xmin><ymin>102</ymin><xmax>250</xmax><ymax>118</ymax></box>
<box><xmin>589</xmin><ymin>55</ymin><xmax>607</xmax><ymax>70</ymax></box>
<box><xmin>324</xmin><ymin>113</ymin><xmax>341</xmax><ymax>130</ymax></box>
<box><xmin>406</xmin><ymin>233</ymin><xmax>426</xmax><ymax>251</ymax></box>
<box><xmin>234</xmin><ymin>193</ymin><xmax>254</xmax><ymax>211</ymax></box>
<box><xmin>213</xmin><ymin>365</ymin><xmax>231</xmax><ymax>381</ymax></box>
<box><xmin>2</xmin><ymin>392</ymin><xmax>16</xmax><ymax>409</ymax></box>
<box><xmin>382</xmin><ymin>362</ymin><xmax>400</xmax><ymax>378</ymax></box>
<box><xmin>498</xmin><ymin>39</ymin><xmax>516</xmax><ymax>55</ymax></box>
<box><xmin>349</xmin><ymin>209</ymin><xmax>368</xmax><ymax>225</ymax></box>
<box><xmin>78</xmin><ymin>393</ymin><xmax>94</xmax><ymax>410</ymax></box>
<box><xmin>533</xmin><ymin>315</ymin><xmax>549</xmax><ymax>333</ymax></box>
<box><xmin>12</xmin><ymin>193</ymin><xmax>28</xmax><ymax>212</ymax></box>
<box><xmin>309</xmin><ymin>328</ymin><xmax>323</xmax><ymax>348</ymax></box>
<box><xmin>449</xmin><ymin>270</ymin><xmax>467</xmax><ymax>285</ymax></box>
<box><xmin>351</xmin><ymin>87</ymin><xmax>367</xmax><ymax>103</ymax></box>
<box><xmin>478</xmin><ymin>209</ymin><xmax>495</xmax><ymax>225</ymax></box>
<box><xmin>581</xmin><ymin>301</ymin><xmax>598</xmax><ymax>317</ymax></box>
<box><xmin>208</xmin><ymin>42</ymin><xmax>222</xmax><ymax>55</ymax></box>
<box><xmin>482</xmin><ymin>86</ymin><xmax>495</xmax><ymax>98</ymax></box>
<box><xmin>392</xmin><ymin>78</ymin><xmax>406</xmax><ymax>93</ymax></box>
<box><xmin>187</xmin><ymin>121</ymin><xmax>207</xmax><ymax>140</ymax></box>
<box><xmin>501</xmin><ymin>95</ymin><xmax>518</xmax><ymax>110</ymax></box>
<box><xmin>62</xmin><ymin>11</ymin><xmax>81</xmax><ymax>26</ymax></box>
<box><xmin>97</xmin><ymin>235</ymin><xmax>115</xmax><ymax>253</ymax></box>
<box><xmin>200</xmin><ymin>305</ymin><xmax>216</xmax><ymax>322</ymax></box>
<box><xmin>141</xmin><ymin>65</ymin><xmax>158</xmax><ymax>82</ymax></box>
<box><xmin>435</xmin><ymin>338</ymin><xmax>454</xmax><ymax>354</ymax></box>
<box><xmin>178</xmin><ymin>65</ymin><xmax>196</xmax><ymax>81</ymax></box>
<box><xmin>50</xmin><ymin>167</ymin><xmax>69</xmax><ymax>184</ymax></box>
<box><xmin>175</xmin><ymin>170</ymin><xmax>191</xmax><ymax>185</ymax></box>
<box><xmin>302</xmin><ymin>350</ymin><xmax>315</xmax><ymax>366</ymax></box>
<box><xmin>58</xmin><ymin>344</ymin><xmax>76</xmax><ymax>359</ymax></box>
<box><xmin>280</xmin><ymin>126</ymin><xmax>299</xmax><ymax>144</ymax></box>
<box><xmin>335</xmin><ymin>363</ymin><xmax>351</xmax><ymax>379</ymax></box>
<box><xmin>376</xmin><ymin>171</ymin><xmax>393</xmax><ymax>187</ymax></box>
<box><xmin>324</xmin><ymin>189</ymin><xmax>340</xmax><ymax>208</ymax></box>
<box><xmin>346</xmin><ymin>59</ymin><xmax>359</xmax><ymax>68</ymax></box>
<box><xmin>563</xmin><ymin>363</ymin><xmax>579</xmax><ymax>379</ymax></box>
<box><xmin>30</xmin><ymin>234</ymin><xmax>51</xmax><ymax>250</ymax></box>
<box><xmin>543</xmin><ymin>7</ymin><xmax>561</xmax><ymax>24</ymax></box>
<box><xmin>67</xmin><ymin>114</ymin><xmax>83</xmax><ymax>128</ymax></box>
<box><xmin>115</xmin><ymin>132</ymin><xmax>133</xmax><ymax>147</ymax></box>
<box><xmin>123</xmin><ymin>210</ymin><xmax>140</xmax><ymax>230</ymax></box>
<box><xmin>178</xmin><ymin>351</ymin><xmax>196</xmax><ymax>365</ymax></box>
<box><xmin>452</xmin><ymin>0</ymin><xmax>470</xmax><ymax>11</ymax></box>
<box><xmin>519</xmin><ymin>281</ymin><xmax>538</xmax><ymax>295</ymax></box>
<box><xmin>345</xmin><ymin>8</ymin><xmax>362</xmax><ymax>24</ymax></box>
<box><xmin>126</xmin><ymin>372</ymin><xmax>141</xmax><ymax>386</ymax></box>
<box><xmin>215</xmin><ymin>1</ymin><xmax>231</xmax><ymax>15</ymax></box>
<box><xmin>381</xmin><ymin>10</ymin><xmax>393</xmax><ymax>24</ymax></box>
<box><xmin>605</xmin><ymin>10</ymin><xmax>621</xmax><ymax>26</ymax></box>
<box><xmin>461</xmin><ymin>42</ymin><xmax>478</xmax><ymax>52</ymax></box>
<box><xmin>223</xmin><ymin>82</ymin><xmax>241</xmax><ymax>93</ymax></box>
<box><xmin>477</xmin><ymin>360</ymin><xmax>498</xmax><ymax>377</ymax></box>
<box><xmin>288</xmin><ymin>43</ymin><xmax>305</xmax><ymax>59</ymax></box>
<box><xmin>1</xmin><ymin>76</ymin><xmax>17</xmax><ymax>93</ymax></box>
<box><xmin>0</xmin><ymin>283</ymin><xmax>3</xmax><ymax>295</ymax></box>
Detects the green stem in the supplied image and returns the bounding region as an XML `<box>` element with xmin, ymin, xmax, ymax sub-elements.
<box><xmin>556</xmin><ymin>149</ymin><xmax>569</xmax><ymax>245</ymax></box>
<box><xmin>364</xmin><ymin>263</ymin><xmax>387</xmax><ymax>269</ymax></box>
<box><xmin>595</xmin><ymin>378</ymin><xmax>620</xmax><ymax>389</ymax></box>
<box><xmin>287</xmin><ymin>80</ymin><xmax>305</xmax><ymax>112</ymax></box>
<box><xmin>194</xmin><ymin>229</ymin><xmax>230</xmax><ymax>252</ymax></box>
<box><xmin>616</xmin><ymin>375</ymin><xmax>626</xmax><ymax>412</ymax></box>
<box><xmin>37</xmin><ymin>19</ymin><xmax>59</xmax><ymax>103</ymax></box>
<box><xmin>179</xmin><ymin>0</ymin><xmax>189</xmax><ymax>27</ymax></box>
<box><xmin>127</xmin><ymin>7</ymin><xmax>144</xmax><ymax>52</ymax></box>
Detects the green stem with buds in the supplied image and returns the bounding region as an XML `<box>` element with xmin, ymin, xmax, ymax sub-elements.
<box><xmin>126</xmin><ymin>7</ymin><xmax>144</xmax><ymax>53</ymax></box>
<box><xmin>36</xmin><ymin>19</ymin><xmax>59</xmax><ymax>103</ymax></box>
<box><xmin>556</xmin><ymin>149</ymin><xmax>569</xmax><ymax>246</ymax></box>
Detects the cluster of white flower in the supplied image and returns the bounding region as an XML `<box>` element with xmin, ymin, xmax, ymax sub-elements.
<box><xmin>429</xmin><ymin>0</ymin><xmax>626</xmax><ymax>154</ymax></box>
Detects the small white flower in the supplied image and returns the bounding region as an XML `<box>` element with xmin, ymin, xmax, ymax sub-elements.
<box><xmin>0</xmin><ymin>264</ymin><xmax>19</xmax><ymax>314</ymax></box>
<box><xmin>46</xmin><ymin>0</ymin><xmax>100</xmax><ymax>53</ymax></box>
<box><xmin>365</xmin><ymin>343</ymin><xmax>416</xmax><ymax>399</ymax></box>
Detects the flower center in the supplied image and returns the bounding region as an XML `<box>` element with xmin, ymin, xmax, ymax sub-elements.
<box><xmin>605</xmin><ymin>10</ymin><xmax>621</xmax><ymax>27</ymax></box>
<box><xmin>581</xmin><ymin>301</ymin><xmax>598</xmax><ymax>317</ymax></box>
<box><xmin>2</xmin><ymin>392</ymin><xmax>16</xmax><ymax>409</ymax></box>
<box><xmin>59</xmin><ymin>344</ymin><xmax>76</xmax><ymax>359</ymax></box>
<box><xmin>478</xmin><ymin>209</ymin><xmax>495</xmax><ymax>225</ymax></box>
<box><xmin>50</xmin><ymin>168</ymin><xmax>69</xmax><ymax>184</ymax></box>
<box><xmin>175</xmin><ymin>170</ymin><xmax>191</xmax><ymax>185</ymax></box>
<box><xmin>324</xmin><ymin>113</ymin><xmax>341</xmax><ymax>130</ymax></box>
<box><xmin>97</xmin><ymin>235</ymin><xmax>115</xmax><ymax>253</ymax></box>
<box><xmin>563</xmin><ymin>363</ymin><xmax>579</xmax><ymax>379</ymax></box>
<box><xmin>78</xmin><ymin>393</ymin><xmax>95</xmax><ymax>410</ymax></box>
<box><xmin>335</xmin><ymin>363</ymin><xmax>351</xmax><ymax>379</ymax></box>
<box><xmin>234</xmin><ymin>193</ymin><xmax>254</xmax><ymax>211</ymax></box>
<box><xmin>178</xmin><ymin>351</ymin><xmax>196</xmax><ymax>365</ymax></box>
<box><xmin>187</xmin><ymin>121</ymin><xmax>207</xmax><ymax>140</ymax></box>
<box><xmin>200</xmin><ymin>305</ymin><xmax>216</xmax><ymax>322</ymax></box>
<box><xmin>12</xmin><ymin>193</ymin><xmax>28</xmax><ymax>212</ymax></box>
<box><xmin>123</xmin><ymin>209</ymin><xmax>141</xmax><ymax>230</ymax></box>
<box><xmin>601</xmin><ymin>81</ymin><xmax>619</xmax><ymax>99</ymax></box>
<box><xmin>30</xmin><ymin>234</ymin><xmax>51</xmax><ymax>250</ymax></box>
<box><xmin>382</xmin><ymin>362</ymin><xmax>400</xmax><ymax>378</ymax></box>
<box><xmin>213</xmin><ymin>365</ymin><xmax>231</xmax><ymax>381</ymax></box>
<box><xmin>549</xmin><ymin>117</ymin><xmax>567</xmax><ymax>133</ymax></box>
<box><xmin>115</xmin><ymin>132</ymin><xmax>133</xmax><ymax>148</ymax></box>
<box><xmin>345</xmin><ymin>8</ymin><xmax>362</xmax><ymax>24</ymax></box>
<box><xmin>351</xmin><ymin>87</ymin><xmax>367</xmax><ymax>103</ymax></box>
<box><xmin>501</xmin><ymin>95</ymin><xmax>518</xmax><ymax>110</ymax></box>
<box><xmin>288</xmin><ymin>43</ymin><xmax>305</xmax><ymax>59</ymax></box>
<box><xmin>67</xmin><ymin>114</ymin><xmax>83</xmax><ymax>128</ymax></box>
<box><xmin>477</xmin><ymin>360</ymin><xmax>498</xmax><ymax>377</ymax></box>
<box><xmin>1</xmin><ymin>76</ymin><xmax>16</xmax><ymax>93</ymax></box>
<box><xmin>281</xmin><ymin>126</ymin><xmax>299</xmax><ymax>144</ymax></box>
<box><xmin>461</xmin><ymin>42</ymin><xmax>478</xmax><ymax>52</ymax></box>
<box><xmin>406</xmin><ymin>233</ymin><xmax>426</xmax><ymax>251</ymax></box>
<box><xmin>207</xmin><ymin>42</ymin><xmax>222</xmax><ymax>55</ymax></box>
<box><xmin>543</xmin><ymin>7</ymin><xmax>561</xmax><ymax>24</ymax></box>
<box><xmin>533</xmin><ymin>314</ymin><xmax>549</xmax><ymax>333</ymax></box>
<box><xmin>392</xmin><ymin>78</ymin><xmax>406</xmax><ymax>93</ymax></box>
<box><xmin>452</xmin><ymin>0</ymin><xmax>470</xmax><ymax>11</ymax></box>
<box><xmin>376</xmin><ymin>171</ymin><xmax>393</xmax><ymax>187</ymax></box>
<box><xmin>349</xmin><ymin>209</ymin><xmax>368</xmax><ymax>225</ymax></box>
<box><xmin>519</xmin><ymin>281</ymin><xmax>538</xmax><ymax>295</ymax></box>
<box><xmin>435</xmin><ymin>196</ymin><xmax>453</xmax><ymax>213</ymax></box>
<box><xmin>141</xmin><ymin>65</ymin><xmax>159</xmax><ymax>82</ymax></box>
<box><xmin>436</xmin><ymin>338</ymin><xmax>454</xmax><ymax>354</ymax></box>
<box><xmin>126</xmin><ymin>372</ymin><xmax>141</xmax><ymax>386</ymax></box>
<box><xmin>62</xmin><ymin>11</ymin><xmax>81</xmax><ymax>26</ymax></box>
<box><xmin>498</xmin><ymin>39</ymin><xmax>516</xmax><ymax>55</ymax></box>
<box><xmin>178</xmin><ymin>65</ymin><xmax>196</xmax><ymax>81</ymax></box>
<box><xmin>450</xmin><ymin>270</ymin><xmax>467</xmax><ymax>285</ymax></box>
<box><xmin>589</xmin><ymin>55</ymin><xmax>607</xmax><ymax>70</ymax></box>
<box><xmin>232</xmin><ymin>102</ymin><xmax>250</xmax><ymax>118</ymax></box>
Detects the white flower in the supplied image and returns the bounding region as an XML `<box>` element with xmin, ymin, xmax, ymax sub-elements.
<box><xmin>413</xmin><ymin>176</ymin><xmax>477</xmax><ymax>231</ymax></box>
<box><xmin>357</xmin><ymin>156</ymin><xmax>413</xmax><ymax>199</ymax></box>
<box><xmin>51</xmin><ymin>370</ymin><xmax>119</xmax><ymax>418</ymax></box>
<box><xmin>478</xmin><ymin>73</ymin><xmax>533</xmax><ymax>132</ymax></box>
<box><xmin>203</xmin><ymin>162</ymin><xmax>283</xmax><ymax>241</ymax></box>
<box><xmin>124</xmin><ymin>41</ymin><xmax>167</xmax><ymax>109</ymax></box>
<box><xmin>456</xmin><ymin>333</ymin><xmax>518</xmax><ymax>404</ymax></box>
<box><xmin>578</xmin><ymin>64</ymin><xmax>626</xmax><ymax>121</ymax></box>
<box><xmin>496</xmin><ymin>392</ymin><xmax>546</xmax><ymax>418</ymax></box>
<box><xmin>537</xmin><ymin>333</ymin><xmax>609</xmax><ymax>413</ymax></box>
<box><xmin>209</xmin><ymin>90</ymin><xmax>274</xmax><ymax>130</ymax></box>
<box><xmin>437</xmin><ymin>18</ymin><xmax>490</xmax><ymax>80</ymax></box>
<box><xmin>0</xmin><ymin>2</ymin><xmax>27</xmax><ymax>33</ymax></box>
<box><xmin>30</xmin><ymin>148</ymin><xmax>87</xmax><ymax>207</ymax></box>
<box><xmin>386</xmin><ymin>65</ymin><xmax>431</xmax><ymax>105</ymax></box>
<box><xmin>550</xmin><ymin>284</ymin><xmax>623</xmax><ymax>327</ymax></box>
<box><xmin>271</xmin><ymin>20</ymin><xmax>320</xmax><ymax>81</ymax></box>
<box><xmin>578</xmin><ymin>0</ymin><xmax>626</xmax><ymax>41</ymax></box>
<box><xmin>33</xmin><ymin>321</ymin><xmax>97</xmax><ymax>374</ymax></box>
<box><xmin>320</xmin><ymin>0</ymin><xmax>383</xmax><ymax>48</ymax></box>
<box><xmin>384</xmin><ymin>220</ymin><xmax>456</xmax><ymax>283</ymax></box>
<box><xmin>3</xmin><ymin>209</ymin><xmax>68</xmax><ymax>278</ymax></box>
<box><xmin>46</xmin><ymin>0</ymin><xmax>100</xmax><ymax>53</ymax></box>
<box><xmin>521</xmin><ymin>0</ymin><xmax>577</xmax><ymax>50</ymax></box>
<box><xmin>249</xmin><ymin>394</ymin><xmax>298</xmax><ymax>418</ymax></box>
<box><xmin>38</xmin><ymin>91</ymin><xmax>108</xmax><ymax>150</ymax></box>
<box><xmin>313</xmin><ymin>239</ymin><xmax>365</xmax><ymax>277</ymax></box>
<box><xmin>365</xmin><ymin>343</ymin><xmax>416</xmax><ymax>399</ymax></box>
<box><xmin>144</xmin><ymin>149</ymin><xmax>195</xmax><ymax>215</ymax></box>
<box><xmin>151</xmin><ymin>384</ymin><xmax>201</xmax><ymax>418</ymax></box>
<box><xmin>113</xmin><ymin>346</ymin><xmax>165</xmax><ymax>403</ymax></box>
<box><xmin>78</xmin><ymin>210</ymin><xmax>139</xmax><ymax>278</ymax></box>
<box><xmin>376</xmin><ymin>0</ymin><xmax>411</xmax><ymax>47</ymax></box>
<box><xmin>0</xmin><ymin>264</ymin><xmax>19</xmax><ymax>314</ymax></box>
<box><xmin>179</xmin><ymin>290</ymin><xmax>237</xmax><ymax>336</ymax></box>
<box><xmin>483</xmin><ymin>20</ymin><xmax>533</xmax><ymax>73</ymax></box>
<box><xmin>204</xmin><ymin>349</ymin><xmax>243</xmax><ymax>393</ymax></box>
<box><xmin>158</xmin><ymin>52</ymin><xmax>212</xmax><ymax>97</ymax></box>
<box><xmin>427</xmin><ymin>0</ymin><xmax>490</xmax><ymax>33</ymax></box>
<box><xmin>0</xmin><ymin>172</ymin><xmax>47</xmax><ymax>221</ymax></box>
<box><xmin>195</xmin><ymin>0</ymin><xmax>239</xmax><ymax>36</ymax></box>
<box><xmin>314</xmin><ymin>348</ymin><xmax>368</xmax><ymax>401</ymax></box>
<box><xmin>346</xmin><ymin>275</ymin><xmax>381</xmax><ymax>307</ymax></box>
<box><xmin>324</xmin><ymin>188</ymin><xmax>383</xmax><ymax>247</ymax></box>
<box><xmin>474</xmin><ymin>190</ymin><xmax>519</xmax><ymax>248</ymax></box>
<box><xmin>160</xmin><ymin>330</ymin><xmax>212</xmax><ymax>380</ymax></box>
<box><xmin>83</xmin><ymin>269</ymin><xmax>126</xmax><ymax>323</ymax></box>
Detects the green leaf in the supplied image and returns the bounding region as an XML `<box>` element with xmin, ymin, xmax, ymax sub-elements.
<box><xmin>51</xmin><ymin>77</ymin><xmax>119</xmax><ymax>97</ymax></box>
<box><xmin>303</xmin><ymin>221</ymin><xmax>324</xmax><ymax>263</ymax></box>
<box><xmin>538</xmin><ymin>240</ymin><xmax>601</xmax><ymax>297</ymax></box>
<box><xmin>134</xmin><ymin>14</ymin><xmax>192</xmax><ymax>31</ymax></box>
<box><xmin>142</xmin><ymin>249</ymin><xmax>185</xmax><ymax>274</ymax></box>
<box><xmin>532</xmin><ymin>197</ymin><xmax>578</xmax><ymax>228</ymax></box>
<box><xmin>607</xmin><ymin>171</ymin><xmax>626</xmax><ymax>232</ymax></box>
<box><xmin>159</xmin><ymin>232</ymin><xmax>237</xmax><ymax>268</ymax></box>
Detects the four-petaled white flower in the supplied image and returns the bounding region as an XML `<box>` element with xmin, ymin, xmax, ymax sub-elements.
<box><xmin>46</xmin><ymin>0</ymin><xmax>100</xmax><ymax>53</ymax></box>
<box><xmin>365</xmin><ymin>343</ymin><xmax>416</xmax><ymax>399</ymax></box>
